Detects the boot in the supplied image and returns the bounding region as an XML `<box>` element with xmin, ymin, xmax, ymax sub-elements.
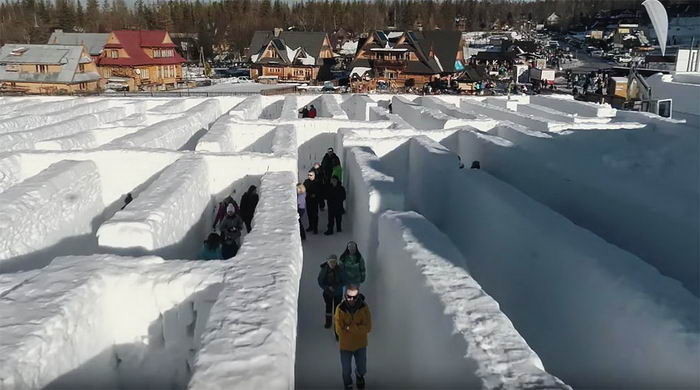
<box><xmin>306</xmin><ymin>226</ymin><xmax>314</xmax><ymax>232</ymax></box>
<box><xmin>324</xmin><ymin>230</ymin><xmax>333</xmax><ymax>236</ymax></box>
<box><xmin>324</xmin><ymin>315</ymin><xmax>332</xmax><ymax>329</ymax></box>
<box><xmin>356</xmin><ymin>374</ymin><xmax>365</xmax><ymax>389</ymax></box>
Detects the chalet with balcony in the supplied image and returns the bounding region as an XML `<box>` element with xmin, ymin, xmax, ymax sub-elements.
<box><xmin>248</xmin><ymin>30</ymin><xmax>335</xmax><ymax>82</ymax></box>
<box><xmin>0</xmin><ymin>44</ymin><xmax>100</xmax><ymax>94</ymax></box>
<box><xmin>350</xmin><ymin>30</ymin><xmax>465</xmax><ymax>87</ymax></box>
<box><xmin>96</xmin><ymin>30</ymin><xmax>186</xmax><ymax>91</ymax></box>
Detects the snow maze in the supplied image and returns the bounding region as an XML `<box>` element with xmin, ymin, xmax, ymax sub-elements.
<box><xmin>0</xmin><ymin>93</ymin><xmax>697</xmax><ymax>390</ymax></box>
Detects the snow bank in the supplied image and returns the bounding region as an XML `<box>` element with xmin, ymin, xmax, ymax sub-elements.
<box><xmin>190</xmin><ymin>171</ymin><xmax>302</xmax><ymax>390</ymax></box>
<box><xmin>404</xmin><ymin>138</ymin><xmax>699</xmax><ymax>387</ymax></box>
<box><xmin>97</xmin><ymin>155</ymin><xmax>210</xmax><ymax>257</ymax></box>
<box><xmin>392</xmin><ymin>96</ymin><xmax>470</xmax><ymax>129</ymax></box>
<box><xmin>0</xmin><ymin>108</ymin><xmax>126</xmax><ymax>150</ymax></box>
<box><xmin>149</xmin><ymin>98</ymin><xmax>206</xmax><ymax>114</ymax></box>
<box><xmin>228</xmin><ymin>96</ymin><xmax>264</xmax><ymax>120</ymax></box>
<box><xmin>0</xmin><ymin>269</ymin><xmax>40</xmax><ymax>296</ymax></box>
<box><xmin>368</xmin><ymin>105</ymin><xmax>414</xmax><ymax>129</ymax></box>
<box><xmin>0</xmin><ymin>255</ymin><xmax>226</xmax><ymax>390</ymax></box>
<box><xmin>0</xmin><ymin>153</ymin><xmax>21</xmax><ymax>193</ymax></box>
<box><xmin>0</xmin><ymin>160</ymin><xmax>103</xmax><ymax>270</ymax></box>
<box><xmin>452</xmin><ymin>124</ymin><xmax>700</xmax><ymax>295</ymax></box>
<box><xmin>377</xmin><ymin>211</ymin><xmax>571</xmax><ymax>390</ymax></box>
<box><xmin>196</xmin><ymin>118</ymin><xmax>276</xmax><ymax>153</ymax></box>
<box><xmin>515</xmin><ymin>103</ymin><xmax>611</xmax><ymax>124</ymax></box>
<box><xmin>529</xmin><ymin>95</ymin><xmax>617</xmax><ymax>118</ymax></box>
<box><xmin>341</xmin><ymin>94</ymin><xmax>378</xmax><ymax>121</ymax></box>
<box><xmin>305</xmin><ymin>94</ymin><xmax>348</xmax><ymax>119</ymax></box>
<box><xmin>345</xmin><ymin>146</ymin><xmax>404</xmax><ymax>261</ymax></box>
<box><xmin>107</xmin><ymin>99</ymin><xmax>221</xmax><ymax>150</ymax></box>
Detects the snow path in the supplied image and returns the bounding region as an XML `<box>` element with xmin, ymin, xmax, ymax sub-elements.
<box><xmin>295</xmin><ymin>210</ymin><xmax>355</xmax><ymax>389</ymax></box>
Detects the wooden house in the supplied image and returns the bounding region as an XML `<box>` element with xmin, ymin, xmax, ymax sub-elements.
<box><xmin>96</xmin><ymin>30</ymin><xmax>186</xmax><ymax>91</ymax></box>
<box><xmin>248</xmin><ymin>30</ymin><xmax>335</xmax><ymax>82</ymax></box>
<box><xmin>0</xmin><ymin>44</ymin><xmax>100</xmax><ymax>94</ymax></box>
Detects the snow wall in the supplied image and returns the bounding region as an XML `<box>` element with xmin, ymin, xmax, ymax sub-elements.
<box><xmin>377</xmin><ymin>211</ymin><xmax>570</xmax><ymax>390</ymax></box>
<box><xmin>189</xmin><ymin>171</ymin><xmax>302</xmax><ymax>390</ymax></box>
<box><xmin>0</xmin><ymin>255</ymin><xmax>226</xmax><ymax>390</ymax></box>
<box><xmin>391</xmin><ymin>96</ymin><xmax>470</xmax><ymax>130</ymax></box>
<box><xmin>395</xmin><ymin>136</ymin><xmax>700</xmax><ymax>388</ymax></box>
<box><xmin>450</xmin><ymin>125</ymin><xmax>700</xmax><ymax>296</ymax></box>
<box><xmin>340</xmin><ymin>94</ymin><xmax>378</xmax><ymax>121</ymax></box>
<box><xmin>0</xmin><ymin>160</ymin><xmax>103</xmax><ymax>272</ymax></box>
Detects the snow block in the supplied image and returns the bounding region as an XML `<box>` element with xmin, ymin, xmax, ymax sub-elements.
<box><xmin>97</xmin><ymin>155</ymin><xmax>210</xmax><ymax>256</ymax></box>
<box><xmin>420</xmin><ymin>96</ymin><xmax>498</xmax><ymax>131</ymax></box>
<box><xmin>460</xmin><ymin>98</ymin><xmax>568</xmax><ymax>132</ymax></box>
<box><xmin>435</xmin><ymin>168</ymin><xmax>700</xmax><ymax>388</ymax></box>
<box><xmin>0</xmin><ymin>160</ymin><xmax>103</xmax><ymax>268</ymax></box>
<box><xmin>190</xmin><ymin>171</ymin><xmax>302</xmax><ymax>390</ymax></box>
<box><xmin>341</xmin><ymin>94</ymin><xmax>378</xmax><ymax>121</ymax></box>
<box><xmin>378</xmin><ymin>211</ymin><xmax>571</xmax><ymax>390</ymax></box>
<box><xmin>0</xmin><ymin>255</ymin><xmax>225</xmax><ymax>390</ymax></box>
<box><xmin>35</xmin><ymin>125</ymin><xmax>143</xmax><ymax>151</ymax></box>
<box><xmin>0</xmin><ymin>108</ymin><xmax>126</xmax><ymax>150</ymax></box>
<box><xmin>0</xmin><ymin>153</ymin><xmax>22</xmax><ymax>193</ymax></box>
<box><xmin>306</xmin><ymin>94</ymin><xmax>349</xmax><ymax>119</ymax></box>
<box><xmin>228</xmin><ymin>95</ymin><xmax>264</xmax><ymax>120</ymax></box>
<box><xmin>529</xmin><ymin>95</ymin><xmax>617</xmax><ymax>118</ymax></box>
<box><xmin>107</xmin><ymin>99</ymin><xmax>221</xmax><ymax>150</ymax></box>
<box><xmin>515</xmin><ymin>103</ymin><xmax>612</xmax><ymax>124</ymax></box>
<box><xmin>196</xmin><ymin>118</ymin><xmax>276</xmax><ymax>153</ymax></box>
<box><xmin>279</xmin><ymin>95</ymin><xmax>299</xmax><ymax>121</ymax></box>
<box><xmin>392</xmin><ymin>96</ymin><xmax>469</xmax><ymax>130</ymax></box>
<box><xmin>345</xmin><ymin>146</ymin><xmax>404</xmax><ymax>262</ymax></box>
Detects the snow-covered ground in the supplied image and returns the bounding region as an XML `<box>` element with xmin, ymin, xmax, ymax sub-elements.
<box><xmin>0</xmin><ymin>93</ymin><xmax>697</xmax><ymax>389</ymax></box>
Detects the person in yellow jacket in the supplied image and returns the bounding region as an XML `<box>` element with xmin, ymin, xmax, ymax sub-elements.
<box><xmin>334</xmin><ymin>285</ymin><xmax>371</xmax><ymax>389</ymax></box>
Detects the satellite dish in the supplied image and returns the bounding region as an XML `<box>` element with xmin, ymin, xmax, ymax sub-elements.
<box><xmin>135</xmin><ymin>69</ymin><xmax>141</xmax><ymax>75</ymax></box>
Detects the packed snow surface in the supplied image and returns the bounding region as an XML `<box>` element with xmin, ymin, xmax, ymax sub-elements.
<box><xmin>0</xmin><ymin>94</ymin><xmax>697</xmax><ymax>390</ymax></box>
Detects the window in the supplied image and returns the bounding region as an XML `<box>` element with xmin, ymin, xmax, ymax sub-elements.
<box><xmin>79</xmin><ymin>82</ymin><xmax>88</xmax><ymax>90</ymax></box>
<box><xmin>141</xmin><ymin>68</ymin><xmax>149</xmax><ymax>79</ymax></box>
<box><xmin>36</xmin><ymin>64</ymin><xmax>48</xmax><ymax>73</ymax></box>
<box><xmin>79</xmin><ymin>63</ymin><xmax>86</xmax><ymax>72</ymax></box>
<box><xmin>109</xmin><ymin>50</ymin><xmax>118</xmax><ymax>58</ymax></box>
<box><xmin>5</xmin><ymin>64</ymin><xmax>19</xmax><ymax>72</ymax></box>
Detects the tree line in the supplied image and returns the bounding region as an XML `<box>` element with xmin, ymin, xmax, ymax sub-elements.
<box><xmin>0</xmin><ymin>0</ymin><xmax>693</xmax><ymax>57</ymax></box>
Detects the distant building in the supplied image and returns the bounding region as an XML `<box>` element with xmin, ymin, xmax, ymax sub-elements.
<box><xmin>47</xmin><ymin>30</ymin><xmax>109</xmax><ymax>61</ymax></box>
<box><xmin>350</xmin><ymin>30</ymin><xmax>465</xmax><ymax>87</ymax></box>
<box><xmin>0</xmin><ymin>44</ymin><xmax>101</xmax><ymax>94</ymax></box>
<box><xmin>546</xmin><ymin>13</ymin><xmax>560</xmax><ymax>26</ymax></box>
<box><xmin>170</xmin><ymin>33</ymin><xmax>201</xmax><ymax>63</ymax></box>
<box><xmin>96</xmin><ymin>30</ymin><xmax>186</xmax><ymax>91</ymax></box>
<box><xmin>247</xmin><ymin>30</ymin><xmax>335</xmax><ymax>82</ymax></box>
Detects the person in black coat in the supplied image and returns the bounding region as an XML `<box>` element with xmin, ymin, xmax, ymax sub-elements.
<box><xmin>321</xmin><ymin>148</ymin><xmax>341</xmax><ymax>185</ymax></box>
<box><xmin>303</xmin><ymin>170</ymin><xmax>322</xmax><ymax>234</ymax></box>
<box><xmin>239</xmin><ymin>185</ymin><xmax>259</xmax><ymax>233</ymax></box>
<box><xmin>324</xmin><ymin>176</ymin><xmax>346</xmax><ymax>235</ymax></box>
<box><xmin>318</xmin><ymin>254</ymin><xmax>344</xmax><ymax>328</ymax></box>
<box><xmin>311</xmin><ymin>162</ymin><xmax>326</xmax><ymax>211</ymax></box>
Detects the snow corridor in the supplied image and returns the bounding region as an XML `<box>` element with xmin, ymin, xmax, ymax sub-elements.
<box><xmin>0</xmin><ymin>94</ymin><xmax>697</xmax><ymax>390</ymax></box>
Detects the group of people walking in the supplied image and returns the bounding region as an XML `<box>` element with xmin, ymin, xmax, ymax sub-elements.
<box><xmin>199</xmin><ymin>185</ymin><xmax>259</xmax><ymax>260</ymax></box>
<box><xmin>317</xmin><ymin>241</ymin><xmax>370</xmax><ymax>390</ymax></box>
<box><xmin>299</xmin><ymin>105</ymin><xmax>318</xmax><ymax>118</ymax></box>
<box><xmin>298</xmin><ymin>147</ymin><xmax>346</xmax><ymax>238</ymax></box>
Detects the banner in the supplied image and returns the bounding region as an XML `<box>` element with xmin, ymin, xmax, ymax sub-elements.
<box><xmin>642</xmin><ymin>0</ymin><xmax>668</xmax><ymax>56</ymax></box>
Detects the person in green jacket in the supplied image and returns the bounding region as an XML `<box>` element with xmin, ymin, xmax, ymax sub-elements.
<box><xmin>331</xmin><ymin>160</ymin><xmax>343</xmax><ymax>182</ymax></box>
<box><xmin>339</xmin><ymin>241</ymin><xmax>366</xmax><ymax>286</ymax></box>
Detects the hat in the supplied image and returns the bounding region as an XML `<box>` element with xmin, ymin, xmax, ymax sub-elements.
<box><xmin>327</xmin><ymin>254</ymin><xmax>337</xmax><ymax>260</ymax></box>
<box><xmin>226</xmin><ymin>204</ymin><xmax>235</xmax><ymax>213</ymax></box>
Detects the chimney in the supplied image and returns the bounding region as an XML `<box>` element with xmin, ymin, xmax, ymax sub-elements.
<box><xmin>274</xmin><ymin>28</ymin><xmax>283</xmax><ymax>37</ymax></box>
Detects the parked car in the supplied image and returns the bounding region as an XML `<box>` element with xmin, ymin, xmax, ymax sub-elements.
<box><xmin>590</xmin><ymin>50</ymin><xmax>604</xmax><ymax>57</ymax></box>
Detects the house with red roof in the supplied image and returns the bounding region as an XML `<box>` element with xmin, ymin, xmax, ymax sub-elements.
<box><xmin>96</xmin><ymin>30</ymin><xmax>185</xmax><ymax>91</ymax></box>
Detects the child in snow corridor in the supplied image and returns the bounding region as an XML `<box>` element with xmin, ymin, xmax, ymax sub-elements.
<box><xmin>318</xmin><ymin>254</ymin><xmax>344</xmax><ymax>328</ymax></box>
<box><xmin>335</xmin><ymin>284</ymin><xmax>371</xmax><ymax>390</ymax></box>
<box><xmin>213</xmin><ymin>194</ymin><xmax>239</xmax><ymax>229</ymax></box>
<box><xmin>324</xmin><ymin>176</ymin><xmax>346</xmax><ymax>236</ymax></box>
<box><xmin>218</xmin><ymin>203</ymin><xmax>243</xmax><ymax>259</ymax></box>
<box><xmin>239</xmin><ymin>185</ymin><xmax>259</xmax><ymax>233</ymax></box>
<box><xmin>339</xmin><ymin>241</ymin><xmax>366</xmax><ymax>287</ymax></box>
<box><xmin>297</xmin><ymin>183</ymin><xmax>306</xmax><ymax>241</ymax></box>
<box><xmin>199</xmin><ymin>233</ymin><xmax>222</xmax><ymax>260</ymax></box>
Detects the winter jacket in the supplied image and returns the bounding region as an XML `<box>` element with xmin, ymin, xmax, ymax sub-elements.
<box><xmin>331</xmin><ymin>165</ymin><xmax>343</xmax><ymax>181</ymax></box>
<box><xmin>219</xmin><ymin>214</ymin><xmax>243</xmax><ymax>245</ymax></box>
<box><xmin>199</xmin><ymin>246</ymin><xmax>222</xmax><ymax>260</ymax></box>
<box><xmin>340</xmin><ymin>253</ymin><xmax>366</xmax><ymax>285</ymax></box>
<box><xmin>335</xmin><ymin>294</ymin><xmax>372</xmax><ymax>351</ymax></box>
<box><xmin>240</xmin><ymin>191</ymin><xmax>259</xmax><ymax>220</ymax></box>
<box><xmin>326</xmin><ymin>184</ymin><xmax>346</xmax><ymax>214</ymax></box>
<box><xmin>318</xmin><ymin>263</ymin><xmax>344</xmax><ymax>296</ymax></box>
<box><xmin>321</xmin><ymin>153</ymin><xmax>341</xmax><ymax>182</ymax></box>
<box><xmin>303</xmin><ymin>178</ymin><xmax>322</xmax><ymax>206</ymax></box>
<box><xmin>297</xmin><ymin>193</ymin><xmax>306</xmax><ymax>210</ymax></box>
<box><xmin>214</xmin><ymin>197</ymin><xmax>239</xmax><ymax>227</ymax></box>
<box><xmin>308</xmin><ymin>108</ymin><xmax>317</xmax><ymax>118</ymax></box>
